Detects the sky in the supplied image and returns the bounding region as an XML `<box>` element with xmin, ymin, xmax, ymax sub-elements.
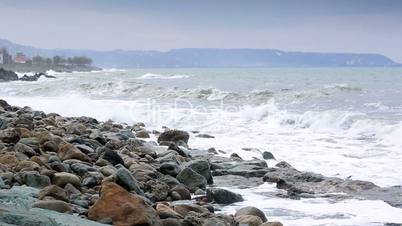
<box><xmin>0</xmin><ymin>0</ymin><xmax>401</xmax><ymax>62</ymax></box>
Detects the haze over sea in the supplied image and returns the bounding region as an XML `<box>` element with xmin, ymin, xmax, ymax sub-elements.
<box><xmin>2</xmin><ymin>67</ymin><xmax>402</xmax><ymax>225</ymax></box>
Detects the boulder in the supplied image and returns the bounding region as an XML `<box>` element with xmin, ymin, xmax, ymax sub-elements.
<box><xmin>0</xmin><ymin>128</ymin><xmax>20</xmax><ymax>144</ymax></box>
<box><xmin>38</xmin><ymin>185</ymin><xmax>69</xmax><ymax>202</ymax></box>
<box><xmin>0</xmin><ymin>68</ymin><xmax>19</xmax><ymax>82</ymax></box>
<box><xmin>260</xmin><ymin>222</ymin><xmax>284</xmax><ymax>226</ymax></box>
<box><xmin>234</xmin><ymin>215</ymin><xmax>263</xmax><ymax>226</ymax></box>
<box><xmin>0</xmin><ymin>154</ymin><xmax>19</xmax><ymax>168</ymax></box>
<box><xmin>170</xmin><ymin>185</ymin><xmax>191</xmax><ymax>200</ymax></box>
<box><xmin>157</xmin><ymin>130</ymin><xmax>190</xmax><ymax>146</ymax></box>
<box><xmin>32</xmin><ymin>200</ymin><xmax>72</xmax><ymax>213</ymax></box>
<box><xmin>22</xmin><ymin>171</ymin><xmax>51</xmax><ymax>188</ymax></box>
<box><xmin>262</xmin><ymin>151</ymin><xmax>275</xmax><ymax>160</ymax></box>
<box><xmin>88</xmin><ymin>182</ymin><xmax>161</xmax><ymax>226</ymax></box>
<box><xmin>159</xmin><ymin>162</ymin><xmax>181</xmax><ymax>177</ymax></box>
<box><xmin>52</xmin><ymin>172</ymin><xmax>81</xmax><ymax>189</ymax></box>
<box><xmin>14</xmin><ymin>143</ymin><xmax>37</xmax><ymax>157</ymax></box>
<box><xmin>101</xmin><ymin>149</ymin><xmax>124</xmax><ymax>166</ymax></box>
<box><xmin>187</xmin><ymin>160</ymin><xmax>213</xmax><ymax>184</ymax></box>
<box><xmin>115</xmin><ymin>166</ymin><xmax>144</xmax><ymax>195</ymax></box>
<box><xmin>160</xmin><ymin>218</ymin><xmax>182</xmax><ymax>226</ymax></box>
<box><xmin>58</xmin><ymin>143</ymin><xmax>91</xmax><ymax>162</ymax></box>
<box><xmin>156</xmin><ymin>203</ymin><xmax>183</xmax><ymax>219</ymax></box>
<box><xmin>15</xmin><ymin>160</ymin><xmax>40</xmax><ymax>172</ymax></box>
<box><xmin>173</xmin><ymin>204</ymin><xmax>210</xmax><ymax>217</ymax></box>
<box><xmin>176</xmin><ymin>168</ymin><xmax>207</xmax><ymax>192</ymax></box>
<box><xmin>206</xmin><ymin>188</ymin><xmax>244</xmax><ymax>204</ymax></box>
<box><xmin>235</xmin><ymin>206</ymin><xmax>267</xmax><ymax>223</ymax></box>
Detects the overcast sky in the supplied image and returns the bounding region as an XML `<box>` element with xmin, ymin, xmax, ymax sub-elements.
<box><xmin>0</xmin><ymin>0</ymin><xmax>401</xmax><ymax>62</ymax></box>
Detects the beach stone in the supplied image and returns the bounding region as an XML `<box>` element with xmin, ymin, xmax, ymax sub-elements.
<box><xmin>187</xmin><ymin>159</ymin><xmax>213</xmax><ymax>184</ymax></box>
<box><xmin>235</xmin><ymin>206</ymin><xmax>267</xmax><ymax>222</ymax></box>
<box><xmin>15</xmin><ymin>160</ymin><xmax>40</xmax><ymax>172</ymax></box>
<box><xmin>42</xmin><ymin>141</ymin><xmax>59</xmax><ymax>153</ymax></box>
<box><xmin>75</xmin><ymin>144</ymin><xmax>95</xmax><ymax>155</ymax></box>
<box><xmin>136</xmin><ymin>129</ymin><xmax>150</xmax><ymax>138</ymax></box>
<box><xmin>159</xmin><ymin>162</ymin><xmax>181</xmax><ymax>177</ymax></box>
<box><xmin>160</xmin><ymin>218</ymin><xmax>182</xmax><ymax>226</ymax></box>
<box><xmin>38</xmin><ymin>185</ymin><xmax>69</xmax><ymax>202</ymax></box>
<box><xmin>145</xmin><ymin>179</ymin><xmax>169</xmax><ymax>201</ymax></box>
<box><xmin>32</xmin><ymin>200</ymin><xmax>72</xmax><ymax>213</ymax></box>
<box><xmin>171</xmin><ymin>185</ymin><xmax>191</xmax><ymax>200</ymax></box>
<box><xmin>58</xmin><ymin>142</ymin><xmax>91</xmax><ymax>162</ymax></box>
<box><xmin>156</xmin><ymin>203</ymin><xmax>183</xmax><ymax>219</ymax></box>
<box><xmin>88</xmin><ymin>182</ymin><xmax>161</xmax><ymax>226</ymax></box>
<box><xmin>157</xmin><ymin>130</ymin><xmax>190</xmax><ymax>145</ymax></box>
<box><xmin>262</xmin><ymin>151</ymin><xmax>275</xmax><ymax>160</ymax></box>
<box><xmin>101</xmin><ymin>149</ymin><xmax>124</xmax><ymax>166</ymax></box>
<box><xmin>52</xmin><ymin>172</ymin><xmax>81</xmax><ymax>189</ymax></box>
<box><xmin>206</xmin><ymin>188</ymin><xmax>244</xmax><ymax>204</ymax></box>
<box><xmin>177</xmin><ymin>167</ymin><xmax>207</xmax><ymax>192</ymax></box>
<box><xmin>22</xmin><ymin>171</ymin><xmax>51</xmax><ymax>188</ymax></box>
<box><xmin>14</xmin><ymin>143</ymin><xmax>37</xmax><ymax>157</ymax></box>
<box><xmin>0</xmin><ymin>128</ymin><xmax>20</xmax><ymax>144</ymax></box>
<box><xmin>173</xmin><ymin>204</ymin><xmax>210</xmax><ymax>217</ymax></box>
<box><xmin>99</xmin><ymin>165</ymin><xmax>117</xmax><ymax>177</ymax></box>
<box><xmin>71</xmin><ymin>162</ymin><xmax>96</xmax><ymax>176</ymax></box>
<box><xmin>0</xmin><ymin>154</ymin><xmax>19</xmax><ymax>168</ymax></box>
<box><xmin>235</xmin><ymin>215</ymin><xmax>263</xmax><ymax>226</ymax></box>
<box><xmin>0</xmin><ymin>208</ymin><xmax>58</xmax><ymax>226</ymax></box>
<box><xmin>115</xmin><ymin>166</ymin><xmax>144</xmax><ymax>195</ymax></box>
<box><xmin>0</xmin><ymin>117</ymin><xmax>7</xmax><ymax>130</ymax></box>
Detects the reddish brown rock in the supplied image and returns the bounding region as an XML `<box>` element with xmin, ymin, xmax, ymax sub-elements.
<box><xmin>58</xmin><ymin>142</ymin><xmax>91</xmax><ymax>162</ymax></box>
<box><xmin>88</xmin><ymin>182</ymin><xmax>161</xmax><ymax>226</ymax></box>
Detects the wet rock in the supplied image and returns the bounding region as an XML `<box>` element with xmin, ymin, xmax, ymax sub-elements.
<box><xmin>58</xmin><ymin>142</ymin><xmax>91</xmax><ymax>162</ymax></box>
<box><xmin>22</xmin><ymin>171</ymin><xmax>51</xmax><ymax>188</ymax></box>
<box><xmin>173</xmin><ymin>204</ymin><xmax>210</xmax><ymax>217</ymax></box>
<box><xmin>38</xmin><ymin>185</ymin><xmax>69</xmax><ymax>202</ymax></box>
<box><xmin>32</xmin><ymin>200</ymin><xmax>72</xmax><ymax>213</ymax></box>
<box><xmin>160</xmin><ymin>218</ymin><xmax>182</xmax><ymax>226</ymax></box>
<box><xmin>235</xmin><ymin>215</ymin><xmax>263</xmax><ymax>226</ymax></box>
<box><xmin>0</xmin><ymin>128</ymin><xmax>20</xmax><ymax>144</ymax></box>
<box><xmin>144</xmin><ymin>179</ymin><xmax>169</xmax><ymax>201</ymax></box>
<box><xmin>260</xmin><ymin>222</ymin><xmax>284</xmax><ymax>226</ymax></box>
<box><xmin>101</xmin><ymin>149</ymin><xmax>124</xmax><ymax>166</ymax></box>
<box><xmin>136</xmin><ymin>129</ymin><xmax>150</xmax><ymax>138</ymax></box>
<box><xmin>88</xmin><ymin>182</ymin><xmax>161</xmax><ymax>226</ymax></box>
<box><xmin>115</xmin><ymin>166</ymin><xmax>144</xmax><ymax>195</ymax></box>
<box><xmin>52</xmin><ymin>172</ymin><xmax>81</xmax><ymax>189</ymax></box>
<box><xmin>262</xmin><ymin>151</ymin><xmax>275</xmax><ymax>160</ymax></box>
<box><xmin>0</xmin><ymin>68</ymin><xmax>19</xmax><ymax>82</ymax></box>
<box><xmin>159</xmin><ymin>162</ymin><xmax>181</xmax><ymax>177</ymax></box>
<box><xmin>71</xmin><ymin>162</ymin><xmax>97</xmax><ymax>177</ymax></box>
<box><xmin>158</xmin><ymin>130</ymin><xmax>190</xmax><ymax>146</ymax></box>
<box><xmin>176</xmin><ymin>168</ymin><xmax>207</xmax><ymax>192</ymax></box>
<box><xmin>187</xmin><ymin>159</ymin><xmax>213</xmax><ymax>185</ymax></box>
<box><xmin>156</xmin><ymin>203</ymin><xmax>183</xmax><ymax>219</ymax></box>
<box><xmin>0</xmin><ymin>208</ymin><xmax>58</xmax><ymax>226</ymax></box>
<box><xmin>14</xmin><ymin>143</ymin><xmax>37</xmax><ymax>157</ymax></box>
<box><xmin>195</xmin><ymin>134</ymin><xmax>215</xmax><ymax>138</ymax></box>
<box><xmin>235</xmin><ymin>206</ymin><xmax>267</xmax><ymax>222</ymax></box>
<box><xmin>213</xmin><ymin>175</ymin><xmax>264</xmax><ymax>188</ymax></box>
<box><xmin>206</xmin><ymin>188</ymin><xmax>244</xmax><ymax>204</ymax></box>
<box><xmin>0</xmin><ymin>117</ymin><xmax>8</xmax><ymax>130</ymax></box>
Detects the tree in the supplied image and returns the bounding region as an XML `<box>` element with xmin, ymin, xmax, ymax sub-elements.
<box><xmin>71</xmin><ymin>56</ymin><xmax>92</xmax><ymax>66</ymax></box>
<box><xmin>45</xmin><ymin>58</ymin><xmax>52</xmax><ymax>65</ymax></box>
<box><xmin>32</xmin><ymin>56</ymin><xmax>45</xmax><ymax>65</ymax></box>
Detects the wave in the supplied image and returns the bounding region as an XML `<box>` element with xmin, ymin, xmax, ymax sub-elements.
<box><xmin>136</xmin><ymin>73</ymin><xmax>191</xmax><ymax>80</ymax></box>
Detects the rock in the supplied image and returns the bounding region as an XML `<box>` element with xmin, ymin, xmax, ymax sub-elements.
<box><xmin>71</xmin><ymin>162</ymin><xmax>97</xmax><ymax>177</ymax></box>
<box><xmin>99</xmin><ymin>165</ymin><xmax>117</xmax><ymax>177</ymax></box>
<box><xmin>260</xmin><ymin>222</ymin><xmax>284</xmax><ymax>226</ymax></box>
<box><xmin>206</xmin><ymin>188</ymin><xmax>244</xmax><ymax>204</ymax></box>
<box><xmin>136</xmin><ymin>129</ymin><xmax>150</xmax><ymax>138</ymax></box>
<box><xmin>144</xmin><ymin>180</ymin><xmax>169</xmax><ymax>201</ymax></box>
<box><xmin>52</xmin><ymin>172</ymin><xmax>81</xmax><ymax>189</ymax></box>
<box><xmin>159</xmin><ymin>162</ymin><xmax>181</xmax><ymax>177</ymax></box>
<box><xmin>88</xmin><ymin>182</ymin><xmax>161</xmax><ymax>226</ymax></box>
<box><xmin>235</xmin><ymin>206</ymin><xmax>267</xmax><ymax>223</ymax></box>
<box><xmin>32</xmin><ymin>200</ymin><xmax>72</xmax><ymax>213</ymax></box>
<box><xmin>101</xmin><ymin>149</ymin><xmax>124</xmax><ymax>166</ymax></box>
<box><xmin>0</xmin><ymin>128</ymin><xmax>20</xmax><ymax>144</ymax></box>
<box><xmin>42</xmin><ymin>141</ymin><xmax>59</xmax><ymax>153</ymax></box>
<box><xmin>173</xmin><ymin>204</ymin><xmax>210</xmax><ymax>217</ymax></box>
<box><xmin>262</xmin><ymin>151</ymin><xmax>275</xmax><ymax>160</ymax></box>
<box><xmin>15</xmin><ymin>160</ymin><xmax>40</xmax><ymax>172</ymax></box>
<box><xmin>213</xmin><ymin>175</ymin><xmax>264</xmax><ymax>188</ymax></box>
<box><xmin>230</xmin><ymin>153</ymin><xmax>243</xmax><ymax>161</ymax></box>
<box><xmin>22</xmin><ymin>171</ymin><xmax>51</xmax><ymax>188</ymax></box>
<box><xmin>58</xmin><ymin>142</ymin><xmax>91</xmax><ymax>162</ymax></box>
<box><xmin>38</xmin><ymin>185</ymin><xmax>69</xmax><ymax>202</ymax></box>
<box><xmin>0</xmin><ymin>68</ymin><xmax>19</xmax><ymax>82</ymax></box>
<box><xmin>235</xmin><ymin>215</ymin><xmax>263</xmax><ymax>226</ymax></box>
<box><xmin>157</xmin><ymin>130</ymin><xmax>190</xmax><ymax>146</ymax></box>
<box><xmin>176</xmin><ymin>168</ymin><xmax>207</xmax><ymax>192</ymax></box>
<box><xmin>160</xmin><ymin>218</ymin><xmax>182</xmax><ymax>226</ymax></box>
<box><xmin>0</xmin><ymin>208</ymin><xmax>58</xmax><ymax>226</ymax></box>
<box><xmin>187</xmin><ymin>160</ymin><xmax>213</xmax><ymax>185</ymax></box>
<box><xmin>156</xmin><ymin>203</ymin><xmax>183</xmax><ymax>219</ymax></box>
<box><xmin>115</xmin><ymin>166</ymin><xmax>144</xmax><ymax>195</ymax></box>
<box><xmin>0</xmin><ymin>154</ymin><xmax>19</xmax><ymax>168</ymax></box>
<box><xmin>171</xmin><ymin>185</ymin><xmax>191</xmax><ymax>200</ymax></box>
<box><xmin>0</xmin><ymin>117</ymin><xmax>8</xmax><ymax>130</ymax></box>
<box><xmin>15</xmin><ymin>143</ymin><xmax>37</xmax><ymax>157</ymax></box>
<box><xmin>195</xmin><ymin>134</ymin><xmax>215</xmax><ymax>138</ymax></box>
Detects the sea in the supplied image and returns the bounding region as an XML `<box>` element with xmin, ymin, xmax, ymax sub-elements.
<box><xmin>2</xmin><ymin>68</ymin><xmax>402</xmax><ymax>225</ymax></box>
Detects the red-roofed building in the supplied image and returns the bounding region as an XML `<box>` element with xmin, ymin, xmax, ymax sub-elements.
<box><xmin>14</xmin><ymin>52</ymin><xmax>29</xmax><ymax>64</ymax></box>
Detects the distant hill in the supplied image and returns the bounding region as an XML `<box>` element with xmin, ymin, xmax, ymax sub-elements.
<box><xmin>1</xmin><ymin>38</ymin><xmax>400</xmax><ymax>68</ymax></box>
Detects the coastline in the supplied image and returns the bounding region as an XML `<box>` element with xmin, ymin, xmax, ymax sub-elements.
<box><xmin>0</xmin><ymin>64</ymin><xmax>101</xmax><ymax>73</ymax></box>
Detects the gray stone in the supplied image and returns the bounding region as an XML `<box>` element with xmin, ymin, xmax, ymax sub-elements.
<box><xmin>262</xmin><ymin>151</ymin><xmax>275</xmax><ymax>160</ymax></box>
<box><xmin>206</xmin><ymin>188</ymin><xmax>244</xmax><ymax>204</ymax></box>
<box><xmin>115</xmin><ymin>166</ymin><xmax>144</xmax><ymax>195</ymax></box>
<box><xmin>159</xmin><ymin>162</ymin><xmax>181</xmax><ymax>177</ymax></box>
<box><xmin>187</xmin><ymin>160</ymin><xmax>213</xmax><ymax>185</ymax></box>
<box><xmin>176</xmin><ymin>168</ymin><xmax>207</xmax><ymax>192</ymax></box>
<box><xmin>235</xmin><ymin>206</ymin><xmax>267</xmax><ymax>222</ymax></box>
<box><xmin>22</xmin><ymin>171</ymin><xmax>51</xmax><ymax>188</ymax></box>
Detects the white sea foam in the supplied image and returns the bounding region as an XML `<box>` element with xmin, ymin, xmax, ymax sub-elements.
<box><xmin>136</xmin><ymin>73</ymin><xmax>191</xmax><ymax>80</ymax></box>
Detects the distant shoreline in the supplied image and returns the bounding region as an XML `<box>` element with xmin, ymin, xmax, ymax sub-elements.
<box><xmin>0</xmin><ymin>64</ymin><xmax>101</xmax><ymax>73</ymax></box>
